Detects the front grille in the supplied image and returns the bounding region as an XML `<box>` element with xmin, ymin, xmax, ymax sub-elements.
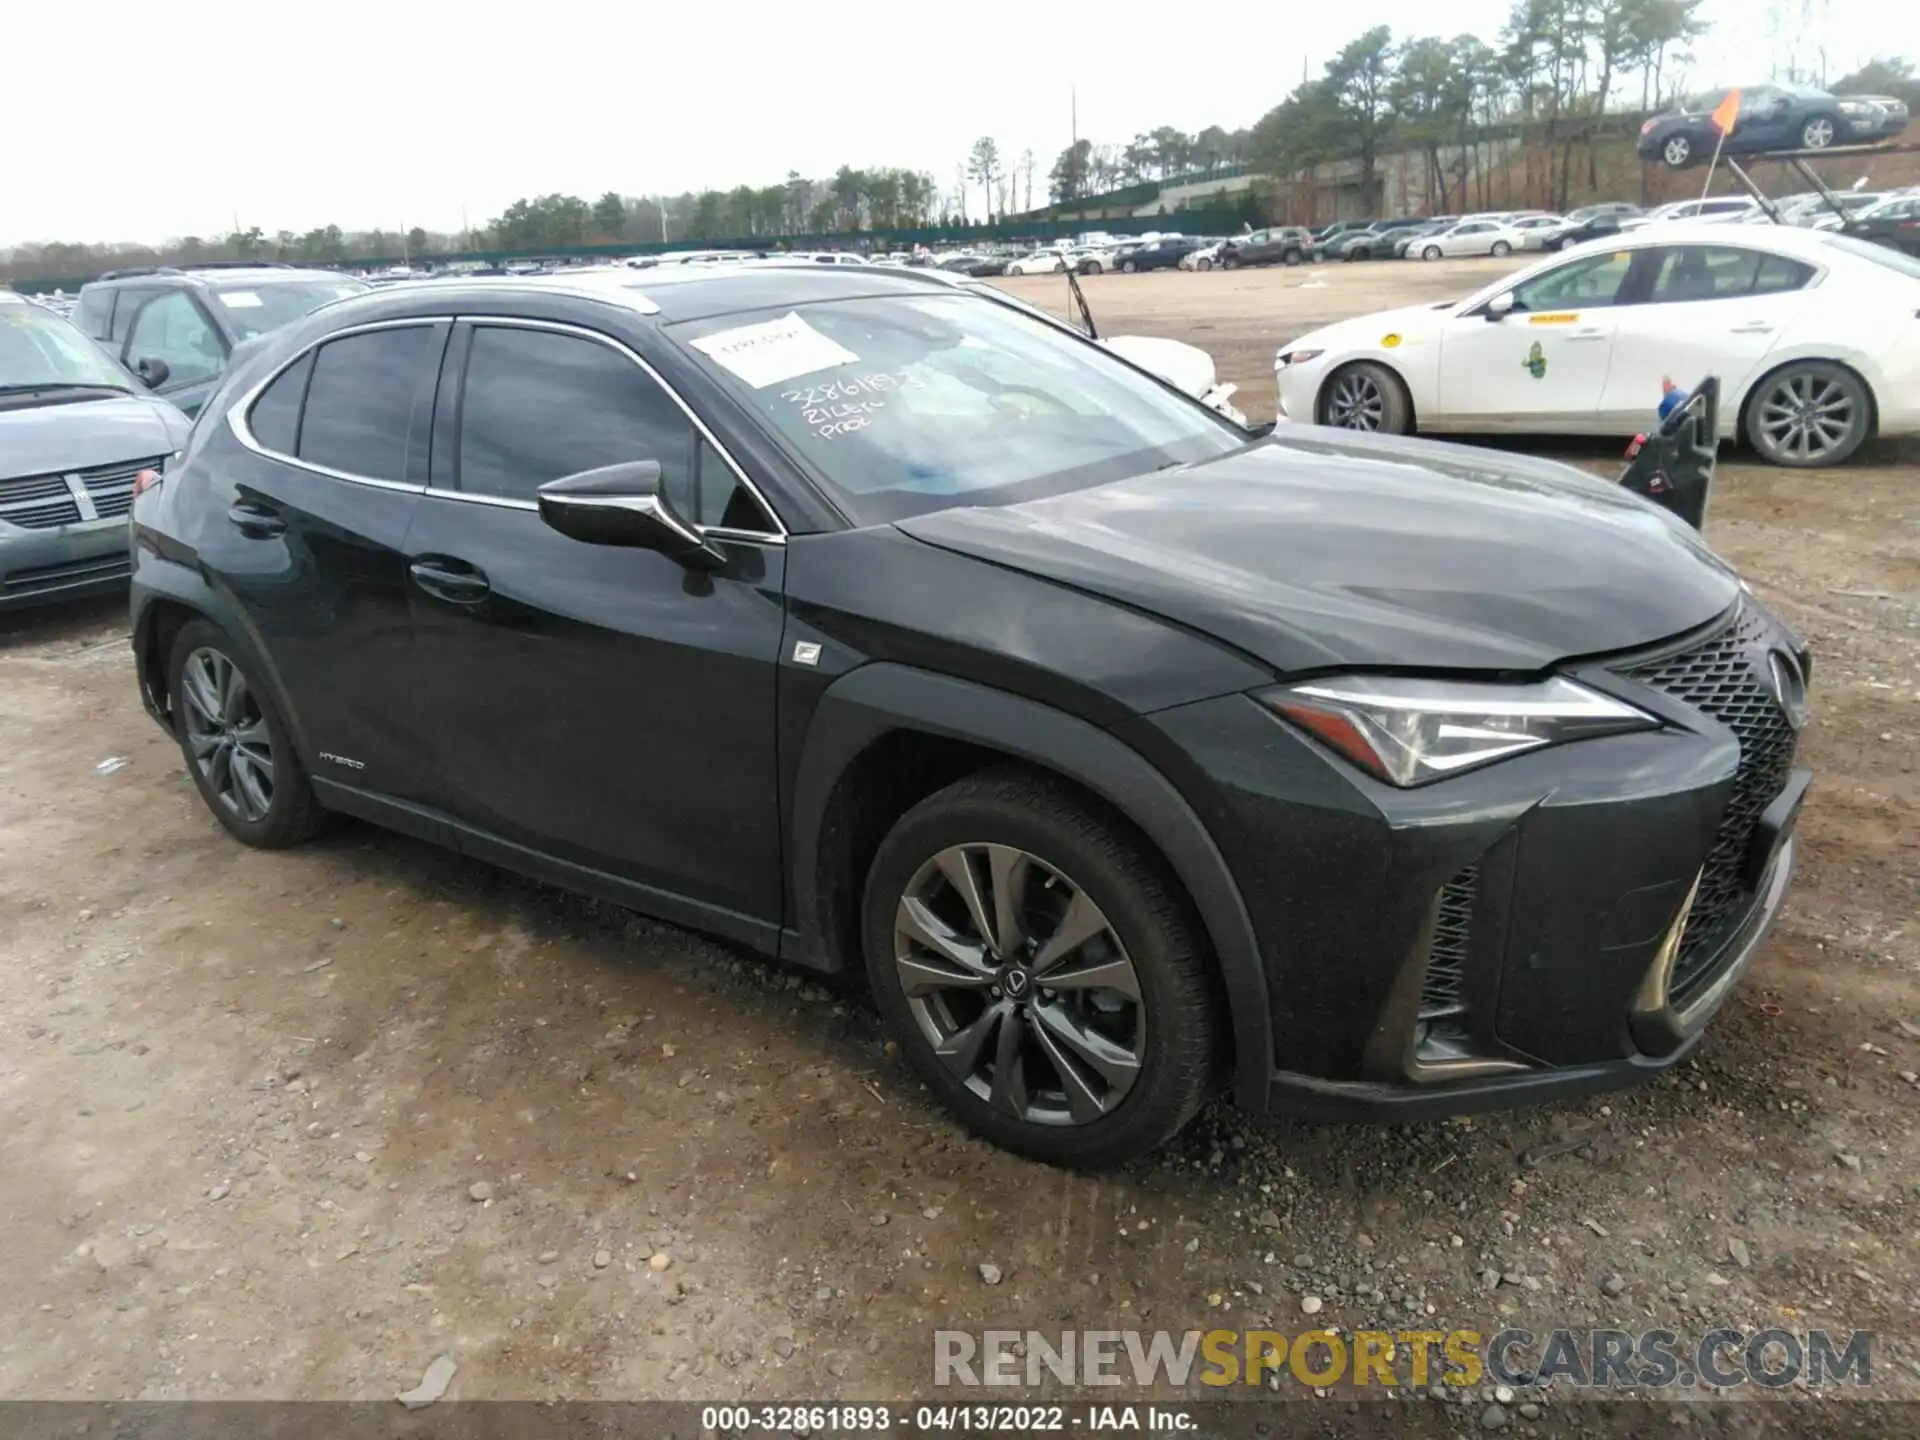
<box><xmin>78</xmin><ymin>456</ymin><xmax>163</xmax><ymax>520</ymax></box>
<box><xmin>1</xmin><ymin>554</ymin><xmax>131</xmax><ymax>594</ymax></box>
<box><xmin>1420</xmin><ymin>865</ymin><xmax>1477</xmax><ymax>1020</ymax></box>
<box><xmin>0</xmin><ymin>456</ymin><xmax>162</xmax><ymax>529</ymax></box>
<box><xmin>1</xmin><ymin>473</ymin><xmax>83</xmax><ymax>528</ymax></box>
<box><xmin>1617</xmin><ymin>600</ymin><xmax>1800</xmax><ymax>995</ymax></box>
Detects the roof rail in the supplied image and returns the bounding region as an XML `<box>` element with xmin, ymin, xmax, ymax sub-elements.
<box><xmin>180</xmin><ymin>260</ymin><xmax>299</xmax><ymax>271</ymax></box>
<box><xmin>95</xmin><ymin>266</ymin><xmax>183</xmax><ymax>281</ymax></box>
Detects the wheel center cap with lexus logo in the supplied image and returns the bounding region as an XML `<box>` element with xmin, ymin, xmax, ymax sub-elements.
<box><xmin>1001</xmin><ymin>968</ymin><xmax>1031</xmax><ymax>1000</ymax></box>
<box><xmin>1768</xmin><ymin>650</ymin><xmax>1809</xmax><ymax>729</ymax></box>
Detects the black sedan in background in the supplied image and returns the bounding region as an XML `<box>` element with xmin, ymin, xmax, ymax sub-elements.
<box><xmin>1639</xmin><ymin>83</ymin><xmax>1854</xmax><ymax>168</ymax></box>
<box><xmin>128</xmin><ymin>264</ymin><xmax>1809</xmax><ymax>1166</ymax></box>
<box><xmin>1542</xmin><ymin>207</ymin><xmax>1639</xmax><ymax>250</ymax></box>
<box><xmin>1835</xmin><ymin>190</ymin><xmax>1920</xmax><ymax>256</ymax></box>
<box><xmin>1115</xmin><ymin>237</ymin><xmax>1204</xmax><ymax>271</ymax></box>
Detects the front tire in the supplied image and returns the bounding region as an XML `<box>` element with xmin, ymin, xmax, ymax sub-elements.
<box><xmin>168</xmin><ymin>619</ymin><xmax>324</xmax><ymax>849</ymax></box>
<box><xmin>1662</xmin><ymin>134</ymin><xmax>1693</xmax><ymax>168</ymax></box>
<box><xmin>1318</xmin><ymin>361</ymin><xmax>1413</xmax><ymax>434</ymax></box>
<box><xmin>1083</xmin><ymin>260</ymin><xmax>1102</xmax><ymax>275</ymax></box>
<box><xmin>1422</xmin><ymin>244</ymin><xmax>1442</xmax><ymax>260</ymax></box>
<box><xmin>1120</xmin><ymin>260</ymin><xmax>1136</xmax><ymax>273</ymax></box>
<box><xmin>1800</xmin><ymin>115</ymin><xmax>1837</xmax><ymax>149</ymax></box>
<box><xmin>1744</xmin><ymin>360</ymin><xmax>1871</xmax><ymax>467</ymax></box>
<box><xmin>1196</xmin><ymin>256</ymin><xmax>1212</xmax><ymax>271</ymax></box>
<box><xmin>862</xmin><ymin>769</ymin><xmax>1218</xmax><ymax>1168</ymax></box>
<box><xmin>1490</xmin><ymin>240</ymin><xmax>1512</xmax><ymax>257</ymax></box>
<box><xmin>1283</xmin><ymin>248</ymin><xmax>1302</xmax><ymax>266</ymax></box>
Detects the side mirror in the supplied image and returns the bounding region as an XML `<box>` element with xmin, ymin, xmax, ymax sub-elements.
<box><xmin>1484</xmin><ymin>292</ymin><xmax>1515</xmax><ymax>322</ymax></box>
<box><xmin>536</xmin><ymin>460</ymin><xmax>726</xmax><ymax>569</ymax></box>
<box><xmin>135</xmin><ymin>356</ymin><xmax>171</xmax><ymax>389</ymax></box>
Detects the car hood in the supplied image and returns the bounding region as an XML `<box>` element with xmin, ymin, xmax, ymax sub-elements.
<box><xmin>1101</xmin><ymin>335</ymin><xmax>1218</xmax><ymax>398</ymax></box>
<box><xmin>1283</xmin><ymin>300</ymin><xmax>1458</xmax><ymax>354</ymax></box>
<box><xmin>0</xmin><ymin>392</ymin><xmax>190</xmax><ymax>480</ymax></box>
<box><xmin>895</xmin><ymin>430</ymin><xmax>1740</xmax><ymax>675</ymax></box>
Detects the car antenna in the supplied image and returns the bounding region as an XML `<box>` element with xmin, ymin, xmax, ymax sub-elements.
<box><xmin>1067</xmin><ymin>266</ymin><xmax>1097</xmax><ymax>340</ymax></box>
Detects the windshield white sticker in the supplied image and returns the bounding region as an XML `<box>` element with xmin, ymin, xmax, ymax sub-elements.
<box><xmin>219</xmin><ymin>291</ymin><xmax>264</xmax><ymax>308</ymax></box>
<box><xmin>691</xmin><ymin>311</ymin><xmax>860</xmax><ymax>389</ymax></box>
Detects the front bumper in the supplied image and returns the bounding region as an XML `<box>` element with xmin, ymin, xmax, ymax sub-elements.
<box><xmin>1128</xmin><ymin>598</ymin><xmax>1810</xmax><ymax>1121</ymax></box>
<box><xmin>0</xmin><ymin>516</ymin><xmax>132</xmax><ymax>611</ymax></box>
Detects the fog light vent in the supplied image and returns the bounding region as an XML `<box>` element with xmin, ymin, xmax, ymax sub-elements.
<box><xmin>1419</xmin><ymin>866</ymin><xmax>1478</xmax><ymax>1022</ymax></box>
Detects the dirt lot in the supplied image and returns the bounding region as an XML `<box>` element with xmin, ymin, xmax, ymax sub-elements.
<box><xmin>2</xmin><ymin>261</ymin><xmax>1916</xmax><ymax>1426</ymax></box>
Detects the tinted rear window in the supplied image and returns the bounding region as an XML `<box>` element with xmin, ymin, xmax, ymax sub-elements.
<box><xmin>247</xmin><ymin>351</ymin><xmax>313</xmax><ymax>454</ymax></box>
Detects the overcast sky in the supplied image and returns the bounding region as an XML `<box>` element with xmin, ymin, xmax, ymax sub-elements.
<box><xmin>6</xmin><ymin>1</ymin><xmax>1912</xmax><ymax>246</ymax></box>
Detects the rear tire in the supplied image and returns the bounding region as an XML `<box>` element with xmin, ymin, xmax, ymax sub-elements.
<box><xmin>1083</xmin><ymin>261</ymin><xmax>1102</xmax><ymax>275</ymax></box>
<box><xmin>1743</xmin><ymin>360</ymin><xmax>1871</xmax><ymax>467</ymax></box>
<box><xmin>1222</xmin><ymin>254</ymin><xmax>1240</xmax><ymax>270</ymax></box>
<box><xmin>1422</xmin><ymin>245</ymin><xmax>1442</xmax><ymax>260</ymax></box>
<box><xmin>167</xmin><ymin>619</ymin><xmax>324</xmax><ymax>849</ymax></box>
<box><xmin>1120</xmin><ymin>260</ymin><xmax>1136</xmax><ymax>273</ymax></box>
<box><xmin>1196</xmin><ymin>257</ymin><xmax>1212</xmax><ymax>271</ymax></box>
<box><xmin>1662</xmin><ymin>134</ymin><xmax>1693</xmax><ymax>168</ymax></box>
<box><xmin>1490</xmin><ymin>240</ymin><xmax>1512</xmax><ymax>257</ymax></box>
<box><xmin>1283</xmin><ymin>249</ymin><xmax>1302</xmax><ymax>266</ymax></box>
<box><xmin>1800</xmin><ymin>115</ymin><xmax>1837</xmax><ymax>149</ymax></box>
<box><xmin>862</xmin><ymin>768</ymin><xmax>1219</xmax><ymax>1168</ymax></box>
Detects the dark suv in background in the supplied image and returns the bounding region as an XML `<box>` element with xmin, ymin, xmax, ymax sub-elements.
<box><xmin>1218</xmin><ymin>228</ymin><xmax>1313</xmax><ymax>268</ymax></box>
<box><xmin>74</xmin><ymin>263</ymin><xmax>369</xmax><ymax>417</ymax></box>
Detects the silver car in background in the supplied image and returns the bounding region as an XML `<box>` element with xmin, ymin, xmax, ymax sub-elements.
<box><xmin>1</xmin><ymin>292</ymin><xmax>191</xmax><ymax>611</ymax></box>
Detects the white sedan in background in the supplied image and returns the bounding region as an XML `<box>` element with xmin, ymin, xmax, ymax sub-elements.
<box><xmin>1411</xmin><ymin>218</ymin><xmax>1526</xmax><ymax>259</ymax></box>
<box><xmin>1273</xmin><ymin>221</ymin><xmax>1920</xmax><ymax>467</ymax></box>
<box><xmin>1004</xmin><ymin>250</ymin><xmax>1069</xmax><ymax>276</ymax></box>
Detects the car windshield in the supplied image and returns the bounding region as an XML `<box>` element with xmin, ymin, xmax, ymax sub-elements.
<box><xmin>673</xmin><ymin>292</ymin><xmax>1244</xmax><ymax>524</ymax></box>
<box><xmin>0</xmin><ymin>301</ymin><xmax>133</xmax><ymax>391</ymax></box>
<box><xmin>210</xmin><ymin>278</ymin><xmax>369</xmax><ymax>339</ymax></box>
<box><xmin>1823</xmin><ymin>232</ymin><xmax>1920</xmax><ymax>281</ymax></box>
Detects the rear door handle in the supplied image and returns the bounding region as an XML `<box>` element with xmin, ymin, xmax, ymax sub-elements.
<box><xmin>1568</xmin><ymin>329</ymin><xmax>1609</xmax><ymax>342</ymax></box>
<box><xmin>227</xmin><ymin>500</ymin><xmax>286</xmax><ymax>538</ymax></box>
<box><xmin>410</xmin><ymin>557</ymin><xmax>491</xmax><ymax>605</ymax></box>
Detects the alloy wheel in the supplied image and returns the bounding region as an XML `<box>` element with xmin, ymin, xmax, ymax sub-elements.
<box><xmin>1325</xmin><ymin>369</ymin><xmax>1387</xmax><ymax>430</ymax></box>
<box><xmin>179</xmin><ymin>646</ymin><xmax>276</xmax><ymax>822</ymax></box>
<box><xmin>1756</xmin><ymin>371</ymin><xmax>1857</xmax><ymax>462</ymax></box>
<box><xmin>891</xmin><ymin>843</ymin><xmax>1144</xmax><ymax>1127</ymax></box>
<box><xmin>1664</xmin><ymin>135</ymin><xmax>1691</xmax><ymax>166</ymax></box>
<box><xmin>1802</xmin><ymin>117</ymin><xmax>1835</xmax><ymax>148</ymax></box>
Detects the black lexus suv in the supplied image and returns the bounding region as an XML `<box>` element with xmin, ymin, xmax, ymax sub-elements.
<box><xmin>128</xmin><ymin>264</ymin><xmax>1810</xmax><ymax>1166</ymax></box>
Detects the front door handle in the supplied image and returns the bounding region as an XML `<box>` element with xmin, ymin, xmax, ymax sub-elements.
<box><xmin>1730</xmin><ymin>322</ymin><xmax>1778</xmax><ymax>334</ymax></box>
<box><xmin>410</xmin><ymin>557</ymin><xmax>491</xmax><ymax>605</ymax></box>
<box><xmin>227</xmin><ymin>500</ymin><xmax>286</xmax><ymax>538</ymax></box>
<box><xmin>1567</xmin><ymin>329</ymin><xmax>1609</xmax><ymax>342</ymax></box>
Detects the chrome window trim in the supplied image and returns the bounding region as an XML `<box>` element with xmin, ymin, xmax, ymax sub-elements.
<box><xmin>227</xmin><ymin>316</ymin><xmax>444</xmax><ymax>493</ymax></box>
<box><xmin>449</xmin><ymin>314</ymin><xmax>787</xmax><ymax>542</ymax></box>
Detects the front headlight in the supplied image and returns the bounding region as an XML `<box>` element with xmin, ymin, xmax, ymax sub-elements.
<box><xmin>1276</xmin><ymin>348</ymin><xmax>1324</xmax><ymax>367</ymax></box>
<box><xmin>1261</xmin><ymin>675</ymin><xmax>1658</xmax><ymax>786</ymax></box>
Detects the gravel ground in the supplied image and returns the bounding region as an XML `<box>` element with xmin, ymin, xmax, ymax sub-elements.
<box><xmin>1</xmin><ymin>261</ymin><xmax>1914</xmax><ymax>1430</ymax></box>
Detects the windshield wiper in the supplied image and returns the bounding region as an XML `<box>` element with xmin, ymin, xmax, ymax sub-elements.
<box><xmin>0</xmin><ymin>380</ymin><xmax>136</xmax><ymax>396</ymax></box>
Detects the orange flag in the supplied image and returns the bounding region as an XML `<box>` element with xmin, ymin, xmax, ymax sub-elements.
<box><xmin>1711</xmin><ymin>89</ymin><xmax>1742</xmax><ymax>135</ymax></box>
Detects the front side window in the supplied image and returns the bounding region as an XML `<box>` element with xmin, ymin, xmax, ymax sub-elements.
<box><xmin>674</xmin><ymin>292</ymin><xmax>1242</xmax><ymax>524</ymax></box>
<box><xmin>297</xmin><ymin>326</ymin><xmax>439</xmax><ymax>482</ymax></box>
<box><xmin>126</xmin><ymin>291</ymin><xmax>225</xmax><ymax>389</ymax></box>
<box><xmin>0</xmin><ymin>302</ymin><xmax>138</xmax><ymax>391</ymax></box>
<box><xmin>456</xmin><ymin>326</ymin><xmax>699</xmax><ymax>512</ymax></box>
<box><xmin>1507</xmin><ymin>250</ymin><xmax>1635</xmax><ymax>310</ymax></box>
<box><xmin>212</xmin><ymin>279</ymin><xmax>369</xmax><ymax>340</ymax></box>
